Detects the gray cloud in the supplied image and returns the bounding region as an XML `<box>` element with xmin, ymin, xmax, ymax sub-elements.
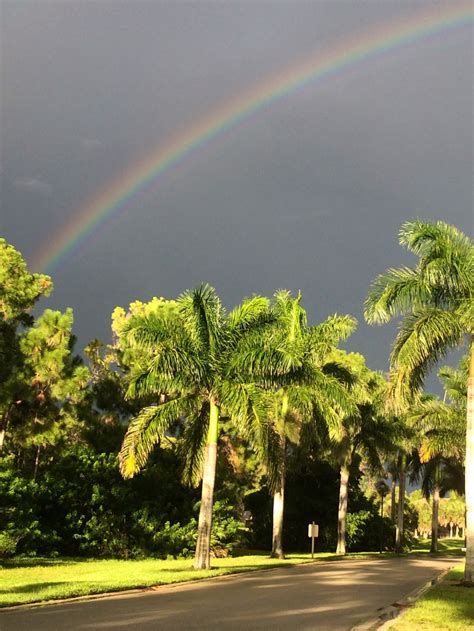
<box><xmin>1</xmin><ymin>1</ymin><xmax>472</xmax><ymax>388</ymax></box>
<box><xmin>78</xmin><ymin>137</ymin><xmax>102</xmax><ymax>149</ymax></box>
<box><xmin>13</xmin><ymin>177</ymin><xmax>52</xmax><ymax>195</ymax></box>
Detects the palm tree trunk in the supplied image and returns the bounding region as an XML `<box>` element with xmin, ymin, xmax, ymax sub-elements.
<box><xmin>194</xmin><ymin>400</ymin><xmax>219</xmax><ymax>570</ymax></box>
<box><xmin>465</xmin><ymin>338</ymin><xmax>474</xmax><ymax>583</ymax></box>
<box><xmin>431</xmin><ymin>475</ymin><xmax>440</xmax><ymax>553</ymax></box>
<box><xmin>0</xmin><ymin>404</ymin><xmax>13</xmax><ymax>453</ymax></box>
<box><xmin>336</xmin><ymin>462</ymin><xmax>350</xmax><ymax>554</ymax></box>
<box><xmin>33</xmin><ymin>445</ymin><xmax>41</xmax><ymax>481</ymax></box>
<box><xmin>271</xmin><ymin>392</ymin><xmax>289</xmax><ymax>559</ymax></box>
<box><xmin>390</xmin><ymin>477</ymin><xmax>397</xmax><ymax>523</ymax></box>
<box><xmin>271</xmin><ymin>435</ymin><xmax>286</xmax><ymax>559</ymax></box>
<box><xmin>395</xmin><ymin>456</ymin><xmax>406</xmax><ymax>553</ymax></box>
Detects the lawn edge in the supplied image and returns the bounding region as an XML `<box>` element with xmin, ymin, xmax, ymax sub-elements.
<box><xmin>354</xmin><ymin>563</ymin><xmax>459</xmax><ymax>631</ymax></box>
<box><xmin>0</xmin><ymin>557</ymin><xmax>316</xmax><ymax>611</ymax></box>
<box><xmin>0</xmin><ymin>554</ymin><xmax>401</xmax><ymax>611</ymax></box>
<box><xmin>1</xmin><ymin>553</ymin><xmax>463</xmax><ymax>612</ymax></box>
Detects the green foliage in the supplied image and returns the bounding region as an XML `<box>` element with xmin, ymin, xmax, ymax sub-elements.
<box><xmin>345</xmin><ymin>511</ymin><xmax>394</xmax><ymax>552</ymax></box>
<box><xmin>0</xmin><ymin>239</ymin><xmax>53</xmax><ymax>451</ymax></box>
<box><xmin>117</xmin><ymin>285</ymin><xmax>282</xmax><ymax>488</ymax></box>
<box><xmin>0</xmin><ymin>239</ymin><xmax>52</xmax><ymax>322</ymax></box>
<box><xmin>0</xmin><ymin>447</ymin><xmax>199</xmax><ymax>558</ymax></box>
<box><xmin>364</xmin><ymin>220</ymin><xmax>473</xmax><ymax>403</ymax></box>
<box><xmin>0</xmin><ymin>444</ymin><xmax>246</xmax><ymax>559</ymax></box>
<box><xmin>0</xmin><ymin>532</ymin><xmax>18</xmax><ymax>558</ymax></box>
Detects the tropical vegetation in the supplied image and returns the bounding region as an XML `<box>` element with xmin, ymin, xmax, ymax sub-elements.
<box><xmin>0</xmin><ymin>221</ymin><xmax>471</xmax><ymax>593</ymax></box>
<box><xmin>364</xmin><ymin>220</ymin><xmax>473</xmax><ymax>581</ymax></box>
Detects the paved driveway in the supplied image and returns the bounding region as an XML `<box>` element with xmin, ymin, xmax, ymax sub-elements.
<box><xmin>0</xmin><ymin>556</ymin><xmax>458</xmax><ymax>630</ymax></box>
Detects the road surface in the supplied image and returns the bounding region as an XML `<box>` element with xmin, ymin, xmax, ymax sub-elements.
<box><xmin>0</xmin><ymin>556</ymin><xmax>458</xmax><ymax>630</ymax></box>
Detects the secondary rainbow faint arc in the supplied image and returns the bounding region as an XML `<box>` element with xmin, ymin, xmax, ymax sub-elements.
<box><xmin>33</xmin><ymin>4</ymin><xmax>473</xmax><ymax>274</ymax></box>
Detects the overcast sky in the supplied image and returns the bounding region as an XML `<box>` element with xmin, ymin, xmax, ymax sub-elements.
<box><xmin>1</xmin><ymin>1</ymin><xmax>472</xmax><ymax>383</ymax></box>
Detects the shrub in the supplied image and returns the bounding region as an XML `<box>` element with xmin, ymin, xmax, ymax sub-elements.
<box><xmin>0</xmin><ymin>532</ymin><xmax>18</xmax><ymax>558</ymax></box>
<box><xmin>346</xmin><ymin>510</ymin><xmax>395</xmax><ymax>552</ymax></box>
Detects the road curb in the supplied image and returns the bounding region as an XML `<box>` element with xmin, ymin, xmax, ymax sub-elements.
<box><xmin>0</xmin><ymin>557</ymin><xmax>333</xmax><ymax>611</ymax></box>
<box><xmin>350</xmin><ymin>563</ymin><xmax>457</xmax><ymax>631</ymax></box>
<box><xmin>1</xmin><ymin>554</ymin><xmax>462</xmax><ymax>614</ymax></box>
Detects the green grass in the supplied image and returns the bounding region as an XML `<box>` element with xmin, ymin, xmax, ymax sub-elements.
<box><xmin>0</xmin><ymin>553</ymin><xmax>323</xmax><ymax>607</ymax></box>
<box><xmin>411</xmin><ymin>538</ymin><xmax>466</xmax><ymax>556</ymax></box>
<box><xmin>390</xmin><ymin>564</ymin><xmax>474</xmax><ymax>631</ymax></box>
<box><xmin>0</xmin><ymin>539</ymin><xmax>465</xmax><ymax>609</ymax></box>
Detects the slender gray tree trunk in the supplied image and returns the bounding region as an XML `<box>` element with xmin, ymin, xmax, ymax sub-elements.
<box><xmin>194</xmin><ymin>401</ymin><xmax>219</xmax><ymax>570</ymax></box>
<box><xmin>271</xmin><ymin>392</ymin><xmax>290</xmax><ymax>559</ymax></box>
<box><xmin>390</xmin><ymin>477</ymin><xmax>397</xmax><ymax>523</ymax></box>
<box><xmin>0</xmin><ymin>405</ymin><xmax>13</xmax><ymax>453</ymax></box>
<box><xmin>431</xmin><ymin>481</ymin><xmax>440</xmax><ymax>553</ymax></box>
<box><xmin>33</xmin><ymin>445</ymin><xmax>41</xmax><ymax>481</ymax></box>
<box><xmin>271</xmin><ymin>436</ymin><xmax>286</xmax><ymax>559</ymax></box>
<box><xmin>395</xmin><ymin>460</ymin><xmax>406</xmax><ymax>553</ymax></box>
<box><xmin>336</xmin><ymin>463</ymin><xmax>350</xmax><ymax>555</ymax></box>
<box><xmin>465</xmin><ymin>339</ymin><xmax>474</xmax><ymax>583</ymax></box>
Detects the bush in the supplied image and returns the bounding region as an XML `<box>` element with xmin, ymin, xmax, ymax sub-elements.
<box><xmin>0</xmin><ymin>447</ymin><xmax>201</xmax><ymax>558</ymax></box>
<box><xmin>346</xmin><ymin>510</ymin><xmax>395</xmax><ymax>552</ymax></box>
<box><xmin>0</xmin><ymin>532</ymin><xmax>18</xmax><ymax>558</ymax></box>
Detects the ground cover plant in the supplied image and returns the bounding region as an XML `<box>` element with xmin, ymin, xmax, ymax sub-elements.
<box><xmin>1</xmin><ymin>540</ymin><xmax>464</xmax><ymax>608</ymax></box>
<box><xmin>0</xmin><ymin>554</ymin><xmax>320</xmax><ymax>607</ymax></box>
<box><xmin>1</xmin><ymin>223</ymin><xmax>471</xmax><ymax>618</ymax></box>
<box><xmin>391</xmin><ymin>564</ymin><xmax>473</xmax><ymax>631</ymax></box>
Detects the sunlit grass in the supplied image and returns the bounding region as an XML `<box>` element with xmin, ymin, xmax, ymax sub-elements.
<box><xmin>390</xmin><ymin>564</ymin><xmax>473</xmax><ymax>631</ymax></box>
<box><xmin>0</xmin><ymin>539</ymin><xmax>465</xmax><ymax>608</ymax></box>
<box><xmin>0</xmin><ymin>553</ymin><xmax>317</xmax><ymax>607</ymax></box>
<box><xmin>411</xmin><ymin>538</ymin><xmax>466</xmax><ymax>556</ymax></box>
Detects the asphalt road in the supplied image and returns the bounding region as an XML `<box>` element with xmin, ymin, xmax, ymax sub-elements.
<box><xmin>0</xmin><ymin>556</ymin><xmax>458</xmax><ymax>631</ymax></box>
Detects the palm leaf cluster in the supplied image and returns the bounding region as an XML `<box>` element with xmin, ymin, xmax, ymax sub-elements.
<box><xmin>364</xmin><ymin>220</ymin><xmax>473</xmax><ymax>401</ymax></box>
<box><xmin>119</xmin><ymin>284</ymin><xmax>279</xmax><ymax>485</ymax></box>
<box><xmin>365</xmin><ymin>219</ymin><xmax>473</xmax><ymax>580</ymax></box>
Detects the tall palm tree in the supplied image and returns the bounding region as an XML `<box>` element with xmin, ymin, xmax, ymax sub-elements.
<box><xmin>265</xmin><ymin>291</ymin><xmax>356</xmax><ymax>558</ymax></box>
<box><xmin>409</xmin><ymin>360</ymin><xmax>466</xmax><ymax>552</ymax></box>
<box><xmin>119</xmin><ymin>285</ymin><xmax>279</xmax><ymax>570</ymax></box>
<box><xmin>364</xmin><ymin>220</ymin><xmax>473</xmax><ymax>581</ymax></box>
<box><xmin>328</xmin><ymin>353</ymin><xmax>400</xmax><ymax>554</ymax></box>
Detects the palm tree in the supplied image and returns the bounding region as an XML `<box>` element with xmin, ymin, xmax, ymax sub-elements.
<box><xmin>409</xmin><ymin>360</ymin><xmax>466</xmax><ymax>552</ymax></box>
<box><xmin>119</xmin><ymin>284</ymin><xmax>279</xmax><ymax>570</ymax></box>
<box><xmin>364</xmin><ymin>220</ymin><xmax>473</xmax><ymax>581</ymax></box>
<box><xmin>264</xmin><ymin>291</ymin><xmax>356</xmax><ymax>558</ymax></box>
<box><xmin>329</xmin><ymin>353</ymin><xmax>399</xmax><ymax>554</ymax></box>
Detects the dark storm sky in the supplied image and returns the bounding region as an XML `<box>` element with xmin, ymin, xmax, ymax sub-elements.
<box><xmin>1</xmin><ymin>1</ymin><xmax>472</xmax><ymax>380</ymax></box>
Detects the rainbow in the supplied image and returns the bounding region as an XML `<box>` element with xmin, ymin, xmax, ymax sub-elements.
<box><xmin>33</xmin><ymin>3</ymin><xmax>473</xmax><ymax>273</ymax></box>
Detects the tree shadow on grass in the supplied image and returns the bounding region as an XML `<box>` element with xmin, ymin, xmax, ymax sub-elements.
<box><xmin>0</xmin><ymin>582</ymin><xmax>70</xmax><ymax>595</ymax></box>
<box><xmin>1</xmin><ymin>557</ymin><xmax>80</xmax><ymax>569</ymax></box>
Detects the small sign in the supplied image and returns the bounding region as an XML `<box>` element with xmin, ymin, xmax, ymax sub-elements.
<box><xmin>308</xmin><ymin>523</ymin><xmax>319</xmax><ymax>538</ymax></box>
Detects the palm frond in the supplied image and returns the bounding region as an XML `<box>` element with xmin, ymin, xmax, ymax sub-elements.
<box><xmin>119</xmin><ymin>395</ymin><xmax>196</xmax><ymax>479</ymax></box>
<box><xmin>310</xmin><ymin>314</ymin><xmax>357</xmax><ymax>345</ymax></box>
<box><xmin>364</xmin><ymin>266</ymin><xmax>432</xmax><ymax>324</ymax></box>
<box><xmin>389</xmin><ymin>307</ymin><xmax>465</xmax><ymax>401</ymax></box>
<box><xmin>179</xmin><ymin>401</ymin><xmax>209</xmax><ymax>486</ymax></box>
<box><xmin>228</xmin><ymin>295</ymin><xmax>272</xmax><ymax>333</ymax></box>
<box><xmin>122</xmin><ymin>312</ymin><xmax>179</xmax><ymax>350</ymax></box>
<box><xmin>399</xmin><ymin>220</ymin><xmax>472</xmax><ymax>262</ymax></box>
<box><xmin>178</xmin><ymin>284</ymin><xmax>224</xmax><ymax>353</ymax></box>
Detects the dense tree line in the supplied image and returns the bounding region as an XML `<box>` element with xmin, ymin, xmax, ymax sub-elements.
<box><xmin>0</xmin><ymin>220</ymin><xmax>471</xmax><ymax>582</ymax></box>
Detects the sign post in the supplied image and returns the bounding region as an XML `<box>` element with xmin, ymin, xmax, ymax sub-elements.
<box><xmin>307</xmin><ymin>522</ymin><xmax>319</xmax><ymax>559</ymax></box>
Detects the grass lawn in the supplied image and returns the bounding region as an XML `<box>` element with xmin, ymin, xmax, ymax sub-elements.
<box><xmin>390</xmin><ymin>564</ymin><xmax>474</xmax><ymax>631</ymax></box>
<box><xmin>411</xmin><ymin>538</ymin><xmax>466</xmax><ymax>556</ymax></box>
<box><xmin>0</xmin><ymin>552</ymin><xmax>329</xmax><ymax>607</ymax></box>
<box><xmin>0</xmin><ymin>538</ymin><xmax>465</xmax><ymax>609</ymax></box>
